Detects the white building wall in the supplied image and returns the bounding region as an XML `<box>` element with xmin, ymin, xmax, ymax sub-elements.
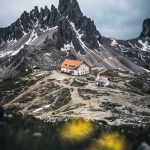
<box><xmin>77</xmin><ymin>63</ymin><xmax>90</xmax><ymax>75</ymax></box>
<box><xmin>61</xmin><ymin>67</ymin><xmax>73</xmax><ymax>73</ymax></box>
<box><xmin>72</xmin><ymin>70</ymin><xmax>78</xmax><ymax>76</ymax></box>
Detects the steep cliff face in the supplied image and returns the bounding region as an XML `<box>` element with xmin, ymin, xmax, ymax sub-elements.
<box><xmin>58</xmin><ymin>0</ymin><xmax>83</xmax><ymax>21</ymax></box>
<box><xmin>140</xmin><ymin>18</ymin><xmax>150</xmax><ymax>38</ymax></box>
<box><xmin>57</xmin><ymin>0</ymin><xmax>102</xmax><ymax>49</ymax></box>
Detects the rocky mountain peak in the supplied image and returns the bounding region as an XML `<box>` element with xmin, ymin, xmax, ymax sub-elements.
<box><xmin>58</xmin><ymin>0</ymin><xmax>83</xmax><ymax>22</ymax></box>
<box><xmin>20</xmin><ymin>11</ymin><xmax>32</xmax><ymax>32</ymax></box>
<box><xmin>49</xmin><ymin>4</ymin><xmax>60</xmax><ymax>27</ymax></box>
<box><xmin>29</xmin><ymin>7</ymin><xmax>40</xmax><ymax>27</ymax></box>
<box><xmin>56</xmin><ymin>0</ymin><xmax>102</xmax><ymax>50</ymax></box>
<box><xmin>0</xmin><ymin>0</ymin><xmax>102</xmax><ymax>48</ymax></box>
<box><xmin>38</xmin><ymin>7</ymin><xmax>48</xmax><ymax>24</ymax></box>
<box><xmin>51</xmin><ymin>4</ymin><xmax>58</xmax><ymax>13</ymax></box>
<box><xmin>30</xmin><ymin>6</ymin><xmax>40</xmax><ymax>20</ymax></box>
<box><xmin>140</xmin><ymin>18</ymin><xmax>150</xmax><ymax>38</ymax></box>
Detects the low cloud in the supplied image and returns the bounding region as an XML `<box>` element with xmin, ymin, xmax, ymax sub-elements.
<box><xmin>78</xmin><ymin>0</ymin><xmax>150</xmax><ymax>39</ymax></box>
<box><xmin>0</xmin><ymin>0</ymin><xmax>149</xmax><ymax>40</ymax></box>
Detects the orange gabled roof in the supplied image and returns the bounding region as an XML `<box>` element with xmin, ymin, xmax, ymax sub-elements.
<box><xmin>61</xmin><ymin>59</ymin><xmax>83</xmax><ymax>69</ymax></box>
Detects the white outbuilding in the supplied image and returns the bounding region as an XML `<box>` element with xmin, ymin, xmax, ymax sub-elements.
<box><xmin>96</xmin><ymin>75</ymin><xmax>110</xmax><ymax>86</ymax></box>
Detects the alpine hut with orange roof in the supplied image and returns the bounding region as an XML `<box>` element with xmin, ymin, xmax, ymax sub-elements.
<box><xmin>61</xmin><ymin>59</ymin><xmax>90</xmax><ymax>76</ymax></box>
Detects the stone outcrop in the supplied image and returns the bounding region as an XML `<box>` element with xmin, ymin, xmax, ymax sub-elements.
<box><xmin>140</xmin><ymin>18</ymin><xmax>150</xmax><ymax>38</ymax></box>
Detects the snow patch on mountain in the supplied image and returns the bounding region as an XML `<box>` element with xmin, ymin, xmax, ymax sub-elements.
<box><xmin>0</xmin><ymin>51</ymin><xmax>13</xmax><ymax>58</ymax></box>
<box><xmin>128</xmin><ymin>42</ymin><xmax>135</xmax><ymax>48</ymax></box>
<box><xmin>40</xmin><ymin>26</ymin><xmax>58</xmax><ymax>33</ymax></box>
<box><xmin>34</xmin><ymin>19</ymin><xmax>39</xmax><ymax>28</ymax></box>
<box><xmin>140</xmin><ymin>67</ymin><xmax>150</xmax><ymax>72</ymax></box>
<box><xmin>0</xmin><ymin>26</ymin><xmax>58</xmax><ymax>59</ymax></box>
<box><xmin>0</xmin><ymin>46</ymin><xmax>24</xmax><ymax>58</ymax></box>
<box><xmin>23</xmin><ymin>31</ymin><xmax>27</xmax><ymax>36</ymax></box>
<box><xmin>7</xmin><ymin>39</ymin><xmax>17</xmax><ymax>46</ymax></box>
<box><xmin>0</xmin><ymin>39</ymin><xmax>27</xmax><ymax>58</ymax></box>
<box><xmin>111</xmin><ymin>40</ymin><xmax>118</xmax><ymax>46</ymax></box>
<box><xmin>138</xmin><ymin>40</ymin><xmax>150</xmax><ymax>51</ymax></box>
<box><xmin>61</xmin><ymin>42</ymin><xmax>74</xmax><ymax>51</ymax></box>
<box><xmin>139</xmin><ymin>54</ymin><xmax>146</xmax><ymax>61</ymax></box>
<box><xmin>25</xmin><ymin>30</ymin><xmax>38</xmax><ymax>45</ymax></box>
<box><xmin>70</xmin><ymin>22</ymin><xmax>87</xmax><ymax>49</ymax></box>
<box><xmin>11</xmin><ymin>45</ymin><xmax>24</xmax><ymax>56</ymax></box>
<box><xmin>44</xmin><ymin>53</ymin><xmax>52</xmax><ymax>57</ymax></box>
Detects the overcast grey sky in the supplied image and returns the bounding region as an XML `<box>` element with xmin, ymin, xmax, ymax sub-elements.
<box><xmin>0</xmin><ymin>0</ymin><xmax>150</xmax><ymax>40</ymax></box>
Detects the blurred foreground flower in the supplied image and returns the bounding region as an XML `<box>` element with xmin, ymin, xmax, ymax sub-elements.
<box><xmin>90</xmin><ymin>132</ymin><xmax>126</xmax><ymax>150</ymax></box>
<box><xmin>60</xmin><ymin>119</ymin><xmax>94</xmax><ymax>142</ymax></box>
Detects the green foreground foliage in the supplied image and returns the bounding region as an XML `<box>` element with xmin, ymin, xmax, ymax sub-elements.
<box><xmin>0</xmin><ymin>110</ymin><xmax>150</xmax><ymax>150</ymax></box>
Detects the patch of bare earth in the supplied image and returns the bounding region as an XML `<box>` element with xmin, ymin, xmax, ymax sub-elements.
<box><xmin>4</xmin><ymin>70</ymin><xmax>150</xmax><ymax>125</ymax></box>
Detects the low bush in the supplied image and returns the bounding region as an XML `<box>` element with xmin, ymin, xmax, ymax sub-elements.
<box><xmin>71</xmin><ymin>80</ymin><xmax>87</xmax><ymax>87</ymax></box>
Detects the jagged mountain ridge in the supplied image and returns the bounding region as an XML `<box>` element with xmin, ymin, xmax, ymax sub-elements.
<box><xmin>0</xmin><ymin>5</ymin><xmax>59</xmax><ymax>42</ymax></box>
<box><xmin>0</xmin><ymin>0</ymin><xmax>101</xmax><ymax>51</ymax></box>
<box><xmin>104</xmin><ymin>18</ymin><xmax>150</xmax><ymax>70</ymax></box>
<box><xmin>0</xmin><ymin>0</ymin><xmax>150</xmax><ymax>82</ymax></box>
<box><xmin>0</xmin><ymin>0</ymin><xmax>104</xmax><ymax>81</ymax></box>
